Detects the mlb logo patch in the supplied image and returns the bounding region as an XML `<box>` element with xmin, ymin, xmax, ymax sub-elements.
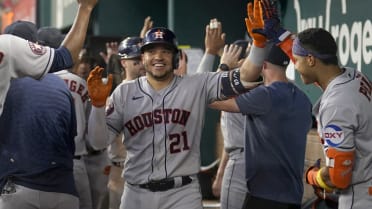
<box><xmin>28</xmin><ymin>42</ymin><xmax>47</xmax><ymax>55</ymax></box>
<box><xmin>323</xmin><ymin>124</ymin><xmax>344</xmax><ymax>147</ymax></box>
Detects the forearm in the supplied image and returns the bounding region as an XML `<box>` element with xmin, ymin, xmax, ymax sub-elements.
<box><xmin>87</xmin><ymin>106</ymin><xmax>110</xmax><ymax>150</ymax></box>
<box><xmin>62</xmin><ymin>5</ymin><xmax>94</xmax><ymax>64</ymax></box>
<box><xmin>196</xmin><ymin>53</ymin><xmax>216</xmax><ymax>73</ymax></box>
<box><xmin>215</xmin><ymin>149</ymin><xmax>229</xmax><ymax>180</ymax></box>
<box><xmin>239</xmin><ymin>44</ymin><xmax>269</xmax><ymax>83</ymax></box>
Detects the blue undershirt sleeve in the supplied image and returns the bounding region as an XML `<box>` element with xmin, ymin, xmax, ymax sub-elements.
<box><xmin>49</xmin><ymin>46</ymin><xmax>74</xmax><ymax>73</ymax></box>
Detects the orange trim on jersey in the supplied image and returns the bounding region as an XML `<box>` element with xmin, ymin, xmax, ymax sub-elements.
<box><xmin>327</xmin><ymin>147</ymin><xmax>354</xmax><ymax>189</ymax></box>
<box><xmin>369</xmin><ymin>187</ymin><xmax>372</xmax><ymax>196</ymax></box>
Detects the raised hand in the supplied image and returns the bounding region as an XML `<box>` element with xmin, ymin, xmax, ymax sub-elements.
<box><xmin>87</xmin><ymin>66</ymin><xmax>113</xmax><ymax>107</ymax></box>
<box><xmin>99</xmin><ymin>42</ymin><xmax>119</xmax><ymax>65</ymax></box>
<box><xmin>245</xmin><ymin>0</ymin><xmax>266</xmax><ymax>48</ymax></box>
<box><xmin>220</xmin><ymin>44</ymin><xmax>243</xmax><ymax>70</ymax></box>
<box><xmin>140</xmin><ymin>16</ymin><xmax>154</xmax><ymax>39</ymax></box>
<box><xmin>205</xmin><ymin>18</ymin><xmax>226</xmax><ymax>55</ymax></box>
<box><xmin>260</xmin><ymin>0</ymin><xmax>291</xmax><ymax>44</ymax></box>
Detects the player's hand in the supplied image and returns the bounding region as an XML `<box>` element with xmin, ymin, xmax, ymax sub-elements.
<box><xmin>219</xmin><ymin>44</ymin><xmax>243</xmax><ymax>70</ymax></box>
<box><xmin>87</xmin><ymin>66</ymin><xmax>113</xmax><ymax>107</ymax></box>
<box><xmin>260</xmin><ymin>0</ymin><xmax>291</xmax><ymax>45</ymax></box>
<box><xmin>99</xmin><ymin>42</ymin><xmax>119</xmax><ymax>65</ymax></box>
<box><xmin>245</xmin><ymin>0</ymin><xmax>266</xmax><ymax>48</ymax></box>
<box><xmin>205</xmin><ymin>18</ymin><xmax>226</xmax><ymax>56</ymax></box>
<box><xmin>212</xmin><ymin>176</ymin><xmax>222</xmax><ymax>198</ymax></box>
<box><xmin>140</xmin><ymin>16</ymin><xmax>154</xmax><ymax>38</ymax></box>
<box><xmin>305</xmin><ymin>158</ymin><xmax>321</xmax><ymax>186</ymax></box>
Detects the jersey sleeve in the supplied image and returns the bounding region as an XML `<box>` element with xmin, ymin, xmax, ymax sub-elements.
<box><xmin>319</xmin><ymin>103</ymin><xmax>355</xmax><ymax>151</ymax></box>
<box><xmin>106</xmin><ymin>87</ymin><xmax>125</xmax><ymax>135</ymax></box>
<box><xmin>1</xmin><ymin>35</ymin><xmax>55</xmax><ymax>79</ymax></box>
<box><xmin>235</xmin><ymin>85</ymin><xmax>271</xmax><ymax>115</ymax></box>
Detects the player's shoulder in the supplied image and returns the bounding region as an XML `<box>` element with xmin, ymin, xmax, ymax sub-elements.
<box><xmin>177</xmin><ymin>72</ymin><xmax>219</xmax><ymax>82</ymax></box>
<box><xmin>0</xmin><ymin>34</ymin><xmax>16</xmax><ymax>42</ymax></box>
<box><xmin>55</xmin><ymin>70</ymin><xmax>87</xmax><ymax>83</ymax></box>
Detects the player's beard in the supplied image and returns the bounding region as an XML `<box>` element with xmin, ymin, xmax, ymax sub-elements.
<box><xmin>145</xmin><ymin>65</ymin><xmax>174</xmax><ymax>81</ymax></box>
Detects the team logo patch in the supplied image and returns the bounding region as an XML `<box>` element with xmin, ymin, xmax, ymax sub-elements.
<box><xmin>154</xmin><ymin>29</ymin><xmax>164</xmax><ymax>39</ymax></box>
<box><xmin>28</xmin><ymin>41</ymin><xmax>47</xmax><ymax>55</ymax></box>
<box><xmin>323</xmin><ymin>124</ymin><xmax>344</xmax><ymax>147</ymax></box>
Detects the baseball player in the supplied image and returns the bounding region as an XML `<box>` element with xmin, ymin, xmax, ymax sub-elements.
<box><xmin>212</xmin><ymin>41</ymin><xmax>250</xmax><ymax>209</ymax></box>
<box><xmin>106</xmin><ymin>36</ymin><xmax>145</xmax><ymax>209</ymax></box>
<box><xmin>195</xmin><ymin>18</ymin><xmax>249</xmax><ymax>209</ymax></box>
<box><xmin>38</xmin><ymin>26</ymin><xmax>97</xmax><ymax>209</ymax></box>
<box><xmin>86</xmin><ymin>26</ymin><xmax>262</xmax><ymax>209</ymax></box>
<box><xmin>0</xmin><ymin>0</ymin><xmax>97</xmax><ymax>117</ymax></box>
<box><xmin>0</xmin><ymin>20</ymin><xmax>82</xmax><ymax>209</ymax></box>
<box><xmin>297</xmin><ymin>29</ymin><xmax>372</xmax><ymax>209</ymax></box>
<box><xmin>259</xmin><ymin>1</ymin><xmax>372</xmax><ymax>208</ymax></box>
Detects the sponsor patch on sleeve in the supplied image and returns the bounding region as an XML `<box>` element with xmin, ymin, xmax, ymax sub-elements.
<box><xmin>323</xmin><ymin>124</ymin><xmax>344</xmax><ymax>147</ymax></box>
<box><xmin>28</xmin><ymin>41</ymin><xmax>47</xmax><ymax>55</ymax></box>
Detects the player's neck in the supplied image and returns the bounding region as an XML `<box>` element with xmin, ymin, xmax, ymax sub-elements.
<box><xmin>318</xmin><ymin>66</ymin><xmax>344</xmax><ymax>91</ymax></box>
<box><xmin>146</xmin><ymin>74</ymin><xmax>174</xmax><ymax>91</ymax></box>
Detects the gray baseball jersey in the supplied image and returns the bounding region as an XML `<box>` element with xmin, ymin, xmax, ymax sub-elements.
<box><xmin>0</xmin><ymin>34</ymin><xmax>54</xmax><ymax>116</ymax></box>
<box><xmin>220</xmin><ymin>111</ymin><xmax>245</xmax><ymax>150</ymax></box>
<box><xmin>106</xmin><ymin>73</ymin><xmax>223</xmax><ymax>184</ymax></box>
<box><xmin>313</xmin><ymin>67</ymin><xmax>372</xmax><ymax>209</ymax></box>
<box><xmin>54</xmin><ymin>70</ymin><xmax>92</xmax><ymax>209</ymax></box>
<box><xmin>54</xmin><ymin>70</ymin><xmax>89</xmax><ymax>155</ymax></box>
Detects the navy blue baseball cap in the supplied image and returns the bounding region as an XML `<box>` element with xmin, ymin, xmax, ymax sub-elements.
<box><xmin>4</xmin><ymin>20</ymin><xmax>38</xmax><ymax>42</ymax></box>
<box><xmin>37</xmin><ymin>26</ymin><xmax>65</xmax><ymax>49</ymax></box>
<box><xmin>266</xmin><ymin>45</ymin><xmax>290</xmax><ymax>67</ymax></box>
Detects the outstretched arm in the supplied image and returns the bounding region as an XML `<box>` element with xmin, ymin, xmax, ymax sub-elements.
<box><xmin>239</xmin><ymin>0</ymin><xmax>269</xmax><ymax>83</ymax></box>
<box><xmin>61</xmin><ymin>0</ymin><xmax>98</xmax><ymax>65</ymax></box>
<box><xmin>86</xmin><ymin>66</ymin><xmax>114</xmax><ymax>149</ymax></box>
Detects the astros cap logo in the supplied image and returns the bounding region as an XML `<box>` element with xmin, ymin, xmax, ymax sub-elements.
<box><xmin>154</xmin><ymin>29</ymin><xmax>164</xmax><ymax>39</ymax></box>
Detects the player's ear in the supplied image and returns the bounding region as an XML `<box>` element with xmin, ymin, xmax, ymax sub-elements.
<box><xmin>306</xmin><ymin>54</ymin><xmax>316</xmax><ymax>67</ymax></box>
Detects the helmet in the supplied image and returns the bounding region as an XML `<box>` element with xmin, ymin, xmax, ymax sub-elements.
<box><xmin>141</xmin><ymin>27</ymin><xmax>178</xmax><ymax>53</ymax></box>
<box><xmin>118</xmin><ymin>36</ymin><xmax>143</xmax><ymax>59</ymax></box>
<box><xmin>141</xmin><ymin>27</ymin><xmax>179</xmax><ymax>69</ymax></box>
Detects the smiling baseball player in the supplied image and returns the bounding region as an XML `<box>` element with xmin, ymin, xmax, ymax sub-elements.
<box><xmin>86</xmin><ymin>27</ymin><xmax>261</xmax><ymax>209</ymax></box>
<box><xmin>258</xmin><ymin>1</ymin><xmax>372</xmax><ymax>207</ymax></box>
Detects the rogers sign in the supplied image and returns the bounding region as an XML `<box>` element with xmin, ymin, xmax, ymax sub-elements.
<box><xmin>291</xmin><ymin>0</ymin><xmax>372</xmax><ymax>72</ymax></box>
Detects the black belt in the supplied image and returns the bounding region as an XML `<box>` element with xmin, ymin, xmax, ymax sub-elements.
<box><xmin>136</xmin><ymin>176</ymin><xmax>192</xmax><ymax>192</ymax></box>
<box><xmin>87</xmin><ymin>148</ymin><xmax>106</xmax><ymax>156</ymax></box>
<box><xmin>111</xmin><ymin>161</ymin><xmax>124</xmax><ymax>168</ymax></box>
<box><xmin>74</xmin><ymin>155</ymin><xmax>82</xmax><ymax>160</ymax></box>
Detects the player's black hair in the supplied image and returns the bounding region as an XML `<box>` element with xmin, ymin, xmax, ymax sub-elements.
<box><xmin>297</xmin><ymin>28</ymin><xmax>338</xmax><ymax>65</ymax></box>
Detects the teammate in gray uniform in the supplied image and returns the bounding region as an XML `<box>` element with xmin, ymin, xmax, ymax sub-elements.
<box><xmin>86</xmin><ymin>26</ymin><xmax>262</xmax><ymax>209</ymax></box>
<box><xmin>107</xmin><ymin>36</ymin><xmax>146</xmax><ymax>209</ymax></box>
<box><xmin>293</xmin><ymin>29</ymin><xmax>372</xmax><ymax>209</ymax></box>
<box><xmin>194</xmin><ymin>18</ymin><xmax>249</xmax><ymax>209</ymax></box>
<box><xmin>212</xmin><ymin>40</ymin><xmax>251</xmax><ymax>209</ymax></box>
